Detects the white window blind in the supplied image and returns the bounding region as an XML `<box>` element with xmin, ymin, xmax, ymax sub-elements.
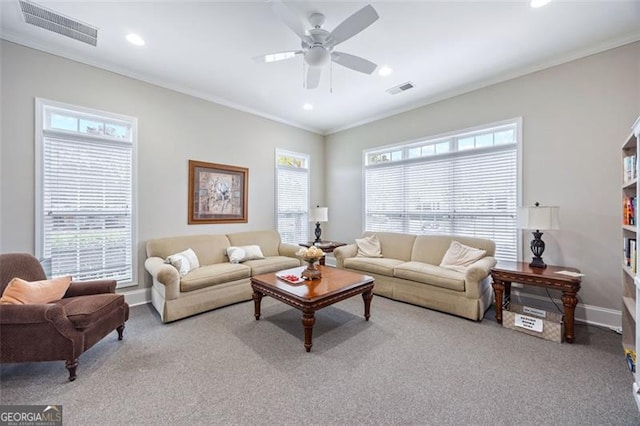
<box><xmin>276</xmin><ymin>150</ymin><xmax>309</xmax><ymax>244</ymax></box>
<box><xmin>36</xmin><ymin>99</ymin><xmax>137</xmax><ymax>285</ymax></box>
<box><xmin>364</xmin><ymin>121</ymin><xmax>519</xmax><ymax>261</ymax></box>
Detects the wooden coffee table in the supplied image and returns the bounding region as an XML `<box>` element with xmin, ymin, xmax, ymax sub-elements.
<box><xmin>251</xmin><ymin>265</ymin><xmax>374</xmax><ymax>352</ymax></box>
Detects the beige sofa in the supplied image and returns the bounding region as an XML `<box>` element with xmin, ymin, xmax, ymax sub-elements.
<box><xmin>144</xmin><ymin>230</ymin><xmax>303</xmax><ymax>323</ymax></box>
<box><xmin>333</xmin><ymin>232</ymin><xmax>497</xmax><ymax>321</ymax></box>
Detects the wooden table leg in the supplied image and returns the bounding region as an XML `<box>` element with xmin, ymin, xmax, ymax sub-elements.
<box><xmin>492</xmin><ymin>278</ymin><xmax>505</xmax><ymax>324</ymax></box>
<box><xmin>302</xmin><ymin>311</ymin><xmax>316</xmax><ymax>352</ymax></box>
<box><xmin>561</xmin><ymin>289</ymin><xmax>579</xmax><ymax>343</ymax></box>
<box><xmin>319</xmin><ymin>256</ymin><xmax>326</xmax><ymax>266</ymax></box>
<box><xmin>252</xmin><ymin>290</ymin><xmax>263</xmax><ymax>320</ymax></box>
<box><xmin>362</xmin><ymin>289</ymin><xmax>373</xmax><ymax>321</ymax></box>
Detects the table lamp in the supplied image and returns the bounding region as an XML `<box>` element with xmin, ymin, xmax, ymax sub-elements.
<box><xmin>309</xmin><ymin>206</ymin><xmax>328</xmax><ymax>243</ymax></box>
<box><xmin>519</xmin><ymin>202</ymin><xmax>560</xmax><ymax>269</ymax></box>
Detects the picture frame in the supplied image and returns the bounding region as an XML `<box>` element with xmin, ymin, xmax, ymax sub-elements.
<box><xmin>188</xmin><ymin>160</ymin><xmax>248</xmax><ymax>224</ymax></box>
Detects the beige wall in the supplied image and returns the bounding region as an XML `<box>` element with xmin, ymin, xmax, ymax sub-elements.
<box><xmin>0</xmin><ymin>41</ymin><xmax>325</xmax><ymax>290</ymax></box>
<box><xmin>325</xmin><ymin>41</ymin><xmax>640</xmax><ymax>318</ymax></box>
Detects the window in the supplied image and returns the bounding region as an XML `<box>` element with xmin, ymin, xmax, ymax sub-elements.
<box><xmin>275</xmin><ymin>149</ymin><xmax>309</xmax><ymax>244</ymax></box>
<box><xmin>35</xmin><ymin>99</ymin><xmax>137</xmax><ymax>287</ymax></box>
<box><xmin>363</xmin><ymin>120</ymin><xmax>520</xmax><ymax>261</ymax></box>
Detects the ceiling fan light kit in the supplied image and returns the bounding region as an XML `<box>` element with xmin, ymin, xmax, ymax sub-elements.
<box><xmin>256</xmin><ymin>2</ymin><xmax>380</xmax><ymax>90</ymax></box>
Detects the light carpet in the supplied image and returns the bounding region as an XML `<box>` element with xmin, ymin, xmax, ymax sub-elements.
<box><xmin>1</xmin><ymin>295</ymin><xmax>638</xmax><ymax>425</ymax></box>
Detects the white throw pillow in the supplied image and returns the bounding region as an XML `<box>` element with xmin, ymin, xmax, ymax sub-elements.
<box><xmin>355</xmin><ymin>234</ymin><xmax>383</xmax><ymax>258</ymax></box>
<box><xmin>227</xmin><ymin>245</ymin><xmax>265</xmax><ymax>264</ymax></box>
<box><xmin>165</xmin><ymin>248</ymin><xmax>200</xmax><ymax>277</ymax></box>
<box><xmin>439</xmin><ymin>241</ymin><xmax>486</xmax><ymax>272</ymax></box>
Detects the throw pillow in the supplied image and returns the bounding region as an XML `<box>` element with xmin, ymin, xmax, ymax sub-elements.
<box><xmin>356</xmin><ymin>234</ymin><xmax>383</xmax><ymax>258</ymax></box>
<box><xmin>439</xmin><ymin>241</ymin><xmax>486</xmax><ymax>272</ymax></box>
<box><xmin>165</xmin><ymin>248</ymin><xmax>200</xmax><ymax>277</ymax></box>
<box><xmin>0</xmin><ymin>275</ymin><xmax>72</xmax><ymax>305</ymax></box>
<box><xmin>226</xmin><ymin>245</ymin><xmax>265</xmax><ymax>264</ymax></box>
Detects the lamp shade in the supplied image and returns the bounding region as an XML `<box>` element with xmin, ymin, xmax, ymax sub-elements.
<box><xmin>309</xmin><ymin>207</ymin><xmax>328</xmax><ymax>223</ymax></box>
<box><xmin>519</xmin><ymin>205</ymin><xmax>560</xmax><ymax>231</ymax></box>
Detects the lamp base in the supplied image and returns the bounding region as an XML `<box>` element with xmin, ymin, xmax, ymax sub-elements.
<box><xmin>314</xmin><ymin>222</ymin><xmax>322</xmax><ymax>243</ymax></box>
<box><xmin>529</xmin><ymin>256</ymin><xmax>547</xmax><ymax>269</ymax></box>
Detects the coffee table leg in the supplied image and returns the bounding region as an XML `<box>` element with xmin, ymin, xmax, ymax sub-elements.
<box><xmin>362</xmin><ymin>289</ymin><xmax>373</xmax><ymax>321</ymax></box>
<box><xmin>302</xmin><ymin>311</ymin><xmax>316</xmax><ymax>352</ymax></box>
<box><xmin>252</xmin><ymin>289</ymin><xmax>263</xmax><ymax>320</ymax></box>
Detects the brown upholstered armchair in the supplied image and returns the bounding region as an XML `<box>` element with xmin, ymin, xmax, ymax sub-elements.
<box><xmin>0</xmin><ymin>253</ymin><xmax>130</xmax><ymax>381</ymax></box>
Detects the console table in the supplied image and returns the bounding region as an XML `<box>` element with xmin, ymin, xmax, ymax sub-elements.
<box><xmin>299</xmin><ymin>241</ymin><xmax>346</xmax><ymax>265</ymax></box>
<box><xmin>490</xmin><ymin>261</ymin><xmax>582</xmax><ymax>343</ymax></box>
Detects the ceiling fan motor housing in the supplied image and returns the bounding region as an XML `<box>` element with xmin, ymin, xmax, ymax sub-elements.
<box><xmin>305</xmin><ymin>45</ymin><xmax>330</xmax><ymax>67</ymax></box>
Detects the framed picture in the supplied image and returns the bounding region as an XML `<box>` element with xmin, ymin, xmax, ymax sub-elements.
<box><xmin>188</xmin><ymin>160</ymin><xmax>248</xmax><ymax>224</ymax></box>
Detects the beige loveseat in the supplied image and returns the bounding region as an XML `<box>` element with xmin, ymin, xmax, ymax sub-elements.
<box><xmin>333</xmin><ymin>232</ymin><xmax>496</xmax><ymax>321</ymax></box>
<box><xmin>144</xmin><ymin>230</ymin><xmax>303</xmax><ymax>323</ymax></box>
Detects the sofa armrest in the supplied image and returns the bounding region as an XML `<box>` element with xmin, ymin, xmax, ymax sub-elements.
<box><xmin>333</xmin><ymin>244</ymin><xmax>358</xmax><ymax>268</ymax></box>
<box><xmin>145</xmin><ymin>257</ymin><xmax>180</xmax><ymax>300</ymax></box>
<box><xmin>279</xmin><ymin>243</ymin><xmax>304</xmax><ymax>263</ymax></box>
<box><xmin>64</xmin><ymin>280</ymin><xmax>116</xmax><ymax>297</ymax></box>
<box><xmin>464</xmin><ymin>256</ymin><xmax>497</xmax><ymax>299</ymax></box>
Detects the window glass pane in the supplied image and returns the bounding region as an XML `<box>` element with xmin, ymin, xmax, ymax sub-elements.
<box><xmin>458</xmin><ymin>137</ymin><xmax>474</xmax><ymax>151</ymax></box>
<box><xmin>422</xmin><ymin>145</ymin><xmax>435</xmax><ymax>156</ymax></box>
<box><xmin>476</xmin><ymin>133</ymin><xmax>493</xmax><ymax>148</ymax></box>
<box><xmin>391</xmin><ymin>151</ymin><xmax>402</xmax><ymax>161</ymax></box>
<box><xmin>495</xmin><ymin>129</ymin><xmax>514</xmax><ymax>145</ymax></box>
<box><xmin>105</xmin><ymin>122</ymin><xmax>130</xmax><ymax>140</ymax></box>
<box><xmin>50</xmin><ymin>113</ymin><xmax>78</xmax><ymax>131</ymax></box>
<box><xmin>408</xmin><ymin>147</ymin><xmax>421</xmax><ymax>158</ymax></box>
<box><xmin>80</xmin><ymin>118</ymin><xmax>105</xmax><ymax>135</ymax></box>
<box><xmin>435</xmin><ymin>142</ymin><xmax>449</xmax><ymax>154</ymax></box>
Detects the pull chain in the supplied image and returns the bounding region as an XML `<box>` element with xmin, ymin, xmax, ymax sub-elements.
<box><xmin>330</xmin><ymin>60</ymin><xmax>333</xmax><ymax>94</ymax></box>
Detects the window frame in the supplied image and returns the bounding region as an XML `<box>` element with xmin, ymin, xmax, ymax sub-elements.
<box><xmin>275</xmin><ymin>148</ymin><xmax>311</xmax><ymax>244</ymax></box>
<box><xmin>35</xmin><ymin>98</ymin><xmax>138</xmax><ymax>288</ymax></box>
<box><xmin>362</xmin><ymin>118</ymin><xmax>523</xmax><ymax>261</ymax></box>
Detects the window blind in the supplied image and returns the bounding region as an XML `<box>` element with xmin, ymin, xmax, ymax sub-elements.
<box><xmin>37</xmin><ymin>99</ymin><xmax>136</xmax><ymax>285</ymax></box>
<box><xmin>276</xmin><ymin>150</ymin><xmax>309</xmax><ymax>244</ymax></box>
<box><xmin>364</xmin><ymin>123</ymin><xmax>518</xmax><ymax>261</ymax></box>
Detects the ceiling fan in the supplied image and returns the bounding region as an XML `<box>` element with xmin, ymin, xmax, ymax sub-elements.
<box><xmin>254</xmin><ymin>1</ymin><xmax>379</xmax><ymax>89</ymax></box>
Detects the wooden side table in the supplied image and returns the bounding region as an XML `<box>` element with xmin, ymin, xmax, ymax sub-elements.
<box><xmin>490</xmin><ymin>261</ymin><xmax>582</xmax><ymax>343</ymax></box>
<box><xmin>299</xmin><ymin>241</ymin><xmax>346</xmax><ymax>265</ymax></box>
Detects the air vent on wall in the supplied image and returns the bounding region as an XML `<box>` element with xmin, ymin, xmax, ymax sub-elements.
<box><xmin>386</xmin><ymin>81</ymin><xmax>415</xmax><ymax>95</ymax></box>
<box><xmin>19</xmin><ymin>0</ymin><xmax>98</xmax><ymax>46</ymax></box>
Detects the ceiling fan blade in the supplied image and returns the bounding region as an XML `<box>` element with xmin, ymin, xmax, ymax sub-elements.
<box><xmin>252</xmin><ymin>50</ymin><xmax>303</xmax><ymax>63</ymax></box>
<box><xmin>306</xmin><ymin>66</ymin><xmax>321</xmax><ymax>89</ymax></box>
<box><xmin>271</xmin><ymin>0</ymin><xmax>306</xmax><ymax>40</ymax></box>
<box><xmin>329</xmin><ymin>4</ymin><xmax>379</xmax><ymax>46</ymax></box>
<box><xmin>331</xmin><ymin>51</ymin><xmax>377</xmax><ymax>74</ymax></box>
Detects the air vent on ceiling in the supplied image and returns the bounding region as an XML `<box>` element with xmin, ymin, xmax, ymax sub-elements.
<box><xmin>386</xmin><ymin>81</ymin><xmax>415</xmax><ymax>95</ymax></box>
<box><xmin>19</xmin><ymin>0</ymin><xmax>98</xmax><ymax>46</ymax></box>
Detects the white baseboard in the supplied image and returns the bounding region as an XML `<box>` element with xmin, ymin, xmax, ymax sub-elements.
<box><xmin>512</xmin><ymin>290</ymin><xmax>621</xmax><ymax>330</ymax></box>
<box><xmin>119</xmin><ymin>287</ymin><xmax>152</xmax><ymax>307</ymax></box>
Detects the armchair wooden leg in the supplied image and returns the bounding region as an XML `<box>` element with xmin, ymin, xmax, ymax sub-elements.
<box><xmin>117</xmin><ymin>324</ymin><xmax>125</xmax><ymax>340</ymax></box>
<box><xmin>66</xmin><ymin>359</ymin><xmax>78</xmax><ymax>381</ymax></box>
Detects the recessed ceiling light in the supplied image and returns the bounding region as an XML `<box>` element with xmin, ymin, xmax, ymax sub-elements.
<box><xmin>126</xmin><ymin>33</ymin><xmax>145</xmax><ymax>46</ymax></box>
<box><xmin>303</xmin><ymin>103</ymin><xmax>313</xmax><ymax>111</ymax></box>
<box><xmin>378</xmin><ymin>66</ymin><xmax>393</xmax><ymax>77</ymax></box>
<box><xmin>530</xmin><ymin>0</ymin><xmax>551</xmax><ymax>8</ymax></box>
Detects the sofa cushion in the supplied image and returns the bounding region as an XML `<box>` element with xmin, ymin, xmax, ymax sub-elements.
<box><xmin>147</xmin><ymin>234</ymin><xmax>231</xmax><ymax>266</ymax></box>
<box><xmin>364</xmin><ymin>232</ymin><xmax>416</xmax><ymax>261</ymax></box>
<box><xmin>394</xmin><ymin>262</ymin><xmax>466</xmax><ymax>292</ymax></box>
<box><xmin>227</xmin><ymin>230</ymin><xmax>281</xmax><ymax>257</ymax></box>
<box><xmin>343</xmin><ymin>257</ymin><xmax>404</xmax><ymax>277</ymax></box>
<box><xmin>226</xmin><ymin>245</ymin><xmax>265</xmax><ymax>264</ymax></box>
<box><xmin>439</xmin><ymin>241</ymin><xmax>486</xmax><ymax>272</ymax></box>
<box><xmin>356</xmin><ymin>235</ymin><xmax>382</xmax><ymax>257</ymax></box>
<box><xmin>180</xmin><ymin>263</ymin><xmax>251</xmax><ymax>292</ymax></box>
<box><xmin>412</xmin><ymin>235</ymin><xmax>496</xmax><ymax>264</ymax></box>
<box><xmin>166</xmin><ymin>248</ymin><xmax>200</xmax><ymax>277</ymax></box>
<box><xmin>55</xmin><ymin>293</ymin><xmax>125</xmax><ymax>329</ymax></box>
<box><xmin>243</xmin><ymin>256</ymin><xmax>301</xmax><ymax>275</ymax></box>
